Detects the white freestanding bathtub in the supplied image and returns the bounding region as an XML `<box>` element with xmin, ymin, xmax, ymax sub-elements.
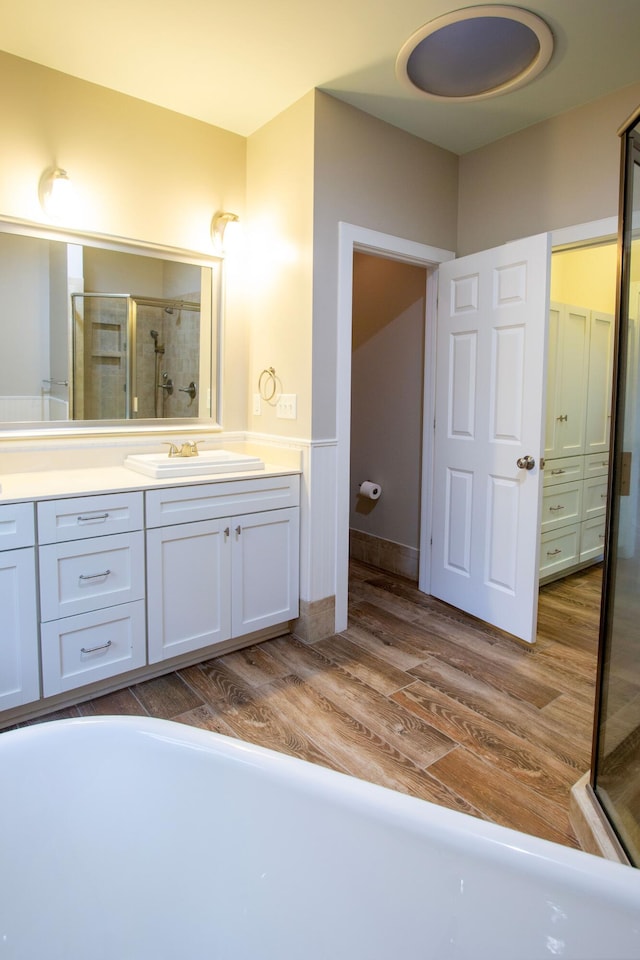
<box><xmin>0</xmin><ymin>716</ymin><xmax>638</xmax><ymax>959</ymax></box>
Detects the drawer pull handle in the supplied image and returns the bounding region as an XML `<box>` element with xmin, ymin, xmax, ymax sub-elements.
<box><xmin>79</xmin><ymin>569</ymin><xmax>111</xmax><ymax>581</ymax></box>
<box><xmin>549</xmin><ymin>505</ymin><xmax>565</xmax><ymax>512</ymax></box>
<box><xmin>80</xmin><ymin>640</ymin><xmax>113</xmax><ymax>655</ymax></box>
<box><xmin>550</xmin><ymin>469</ymin><xmax>566</xmax><ymax>475</ymax></box>
<box><xmin>77</xmin><ymin>513</ymin><xmax>110</xmax><ymax>523</ymax></box>
<box><xmin>600</xmin><ymin>494</ymin><xmax>607</xmax><ymax>500</ymax></box>
<box><xmin>546</xmin><ymin>548</ymin><xmax>562</xmax><ymax>557</ymax></box>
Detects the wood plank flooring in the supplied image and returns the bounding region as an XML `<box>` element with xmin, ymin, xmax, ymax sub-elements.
<box><xmin>13</xmin><ymin>560</ymin><xmax>601</xmax><ymax>850</ymax></box>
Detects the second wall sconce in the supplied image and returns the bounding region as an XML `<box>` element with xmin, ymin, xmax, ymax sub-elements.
<box><xmin>39</xmin><ymin>167</ymin><xmax>74</xmax><ymax>220</ymax></box>
<box><xmin>211</xmin><ymin>211</ymin><xmax>241</xmax><ymax>254</ymax></box>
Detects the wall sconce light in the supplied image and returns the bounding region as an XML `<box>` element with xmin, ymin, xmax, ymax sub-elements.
<box><xmin>211</xmin><ymin>211</ymin><xmax>241</xmax><ymax>254</ymax></box>
<box><xmin>39</xmin><ymin>167</ymin><xmax>74</xmax><ymax>219</ymax></box>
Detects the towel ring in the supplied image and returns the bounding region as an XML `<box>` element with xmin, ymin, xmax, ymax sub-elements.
<box><xmin>258</xmin><ymin>367</ymin><xmax>278</xmax><ymax>402</ymax></box>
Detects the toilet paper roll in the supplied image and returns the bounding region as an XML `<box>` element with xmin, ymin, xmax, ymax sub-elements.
<box><xmin>359</xmin><ymin>481</ymin><xmax>382</xmax><ymax>500</ymax></box>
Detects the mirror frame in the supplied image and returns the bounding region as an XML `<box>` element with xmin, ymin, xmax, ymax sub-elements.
<box><xmin>0</xmin><ymin>216</ymin><xmax>224</xmax><ymax>439</ymax></box>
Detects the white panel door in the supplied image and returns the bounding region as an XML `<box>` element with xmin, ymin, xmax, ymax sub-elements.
<box><xmin>147</xmin><ymin>518</ymin><xmax>232</xmax><ymax>662</ymax></box>
<box><xmin>555</xmin><ymin>304</ymin><xmax>590</xmax><ymax>457</ymax></box>
<box><xmin>431</xmin><ymin>234</ymin><xmax>551</xmax><ymax>643</ymax></box>
<box><xmin>231</xmin><ymin>507</ymin><xmax>299</xmax><ymax>637</ymax></box>
<box><xmin>585</xmin><ymin>310</ymin><xmax>614</xmax><ymax>456</ymax></box>
<box><xmin>0</xmin><ymin>547</ymin><xmax>39</xmax><ymax>709</ymax></box>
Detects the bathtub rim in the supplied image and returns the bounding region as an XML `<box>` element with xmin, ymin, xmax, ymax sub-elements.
<box><xmin>1</xmin><ymin>713</ymin><xmax>638</xmax><ymax>903</ymax></box>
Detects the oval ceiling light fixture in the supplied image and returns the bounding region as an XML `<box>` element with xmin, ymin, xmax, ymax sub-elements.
<box><xmin>396</xmin><ymin>5</ymin><xmax>553</xmax><ymax>102</ymax></box>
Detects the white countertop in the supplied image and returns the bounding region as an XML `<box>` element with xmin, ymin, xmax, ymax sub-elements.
<box><xmin>0</xmin><ymin>462</ymin><xmax>300</xmax><ymax>504</ymax></box>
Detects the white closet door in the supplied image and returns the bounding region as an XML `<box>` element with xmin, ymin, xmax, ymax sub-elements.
<box><xmin>431</xmin><ymin>233</ymin><xmax>550</xmax><ymax>644</ymax></box>
<box><xmin>585</xmin><ymin>310</ymin><xmax>615</xmax><ymax>456</ymax></box>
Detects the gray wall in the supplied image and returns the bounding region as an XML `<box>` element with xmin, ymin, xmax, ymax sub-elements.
<box><xmin>312</xmin><ymin>91</ymin><xmax>458</xmax><ymax>441</ymax></box>
<box><xmin>457</xmin><ymin>81</ymin><xmax>640</xmax><ymax>255</ymax></box>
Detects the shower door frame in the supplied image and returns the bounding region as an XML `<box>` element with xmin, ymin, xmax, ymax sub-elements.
<box><xmin>590</xmin><ymin>107</ymin><xmax>640</xmax><ymax>866</ymax></box>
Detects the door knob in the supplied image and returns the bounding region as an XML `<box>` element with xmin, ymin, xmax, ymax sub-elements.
<box><xmin>516</xmin><ymin>455</ymin><xmax>536</xmax><ymax>470</ymax></box>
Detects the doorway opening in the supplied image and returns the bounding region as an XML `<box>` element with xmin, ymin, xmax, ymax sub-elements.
<box><xmin>335</xmin><ymin>222</ymin><xmax>453</xmax><ymax>633</ymax></box>
<box><xmin>538</xmin><ymin>239</ymin><xmax>618</xmax><ymax>642</ymax></box>
<box><xmin>349</xmin><ymin>252</ymin><xmax>427</xmax><ymax>581</ymax></box>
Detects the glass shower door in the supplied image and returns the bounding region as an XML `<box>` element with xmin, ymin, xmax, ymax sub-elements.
<box><xmin>592</xmin><ymin>117</ymin><xmax>640</xmax><ymax>864</ymax></box>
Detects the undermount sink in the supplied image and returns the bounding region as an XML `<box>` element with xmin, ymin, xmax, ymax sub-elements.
<box><xmin>124</xmin><ymin>449</ymin><xmax>265</xmax><ymax>479</ymax></box>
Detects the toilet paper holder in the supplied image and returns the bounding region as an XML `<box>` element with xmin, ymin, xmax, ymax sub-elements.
<box><xmin>357</xmin><ymin>480</ymin><xmax>382</xmax><ymax>500</ymax></box>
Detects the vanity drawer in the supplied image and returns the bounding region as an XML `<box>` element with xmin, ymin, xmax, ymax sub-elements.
<box><xmin>39</xmin><ymin>531</ymin><xmax>145</xmax><ymax>622</ymax></box>
<box><xmin>37</xmin><ymin>492</ymin><xmax>144</xmax><ymax>544</ymax></box>
<box><xmin>540</xmin><ymin>524</ymin><xmax>580</xmax><ymax>577</ymax></box>
<box><xmin>543</xmin><ymin>457</ymin><xmax>583</xmax><ymax>487</ymax></box>
<box><xmin>145</xmin><ymin>474</ymin><xmax>300</xmax><ymax>528</ymax></box>
<box><xmin>40</xmin><ymin>600</ymin><xmax>146</xmax><ymax>697</ymax></box>
<box><xmin>582</xmin><ymin>476</ymin><xmax>608</xmax><ymax>520</ymax></box>
<box><xmin>540</xmin><ymin>481</ymin><xmax>582</xmax><ymax>532</ymax></box>
<box><xmin>585</xmin><ymin>452</ymin><xmax>610</xmax><ymax>479</ymax></box>
<box><xmin>0</xmin><ymin>502</ymin><xmax>35</xmax><ymax>550</ymax></box>
<box><xmin>581</xmin><ymin>517</ymin><xmax>607</xmax><ymax>562</ymax></box>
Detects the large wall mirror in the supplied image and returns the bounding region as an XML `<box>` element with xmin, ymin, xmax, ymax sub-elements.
<box><xmin>0</xmin><ymin>220</ymin><xmax>222</xmax><ymax>436</ymax></box>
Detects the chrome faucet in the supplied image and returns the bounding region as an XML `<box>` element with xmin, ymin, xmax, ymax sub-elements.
<box><xmin>163</xmin><ymin>440</ymin><xmax>200</xmax><ymax>458</ymax></box>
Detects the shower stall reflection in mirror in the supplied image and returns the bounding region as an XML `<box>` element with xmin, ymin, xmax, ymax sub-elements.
<box><xmin>71</xmin><ymin>293</ymin><xmax>201</xmax><ymax>420</ymax></box>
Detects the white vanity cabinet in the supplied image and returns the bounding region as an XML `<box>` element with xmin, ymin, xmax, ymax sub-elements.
<box><xmin>37</xmin><ymin>492</ymin><xmax>146</xmax><ymax>696</ymax></box>
<box><xmin>0</xmin><ymin>503</ymin><xmax>39</xmax><ymax>710</ymax></box>
<box><xmin>145</xmin><ymin>474</ymin><xmax>299</xmax><ymax>663</ymax></box>
<box><xmin>0</xmin><ymin>466</ymin><xmax>301</xmax><ymax>724</ymax></box>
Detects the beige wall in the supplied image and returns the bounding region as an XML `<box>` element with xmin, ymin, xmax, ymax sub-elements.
<box><xmin>245</xmin><ymin>92</ymin><xmax>315</xmax><ymax>439</ymax></box>
<box><xmin>312</xmin><ymin>91</ymin><xmax>458</xmax><ymax>440</ymax></box>
<box><xmin>350</xmin><ymin>253</ymin><xmax>426</xmax><ymax>549</ymax></box>
<box><xmin>551</xmin><ymin>243</ymin><xmax>618</xmax><ymax>314</ymax></box>
<box><xmin>0</xmin><ymin>52</ymin><xmax>246</xmax><ymax>253</ymax></box>
<box><xmin>458</xmin><ymin>81</ymin><xmax>640</xmax><ymax>256</ymax></box>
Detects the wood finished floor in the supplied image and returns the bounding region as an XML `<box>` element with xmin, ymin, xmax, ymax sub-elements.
<box><xmin>15</xmin><ymin>560</ymin><xmax>601</xmax><ymax>850</ymax></box>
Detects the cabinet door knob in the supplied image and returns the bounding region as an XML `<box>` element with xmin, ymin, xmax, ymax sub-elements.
<box><xmin>235</xmin><ymin>525</ymin><xmax>242</xmax><ymax>536</ymax></box>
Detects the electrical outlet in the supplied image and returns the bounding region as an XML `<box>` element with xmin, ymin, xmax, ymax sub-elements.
<box><xmin>276</xmin><ymin>393</ymin><xmax>297</xmax><ymax>419</ymax></box>
<box><xmin>253</xmin><ymin>393</ymin><xmax>262</xmax><ymax>415</ymax></box>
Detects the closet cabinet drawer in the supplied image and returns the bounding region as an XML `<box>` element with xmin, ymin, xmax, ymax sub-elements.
<box><xmin>40</xmin><ymin>600</ymin><xmax>146</xmax><ymax>697</ymax></box>
<box><xmin>585</xmin><ymin>453</ymin><xmax>610</xmax><ymax>479</ymax></box>
<box><xmin>39</xmin><ymin>531</ymin><xmax>145</xmax><ymax>622</ymax></box>
<box><xmin>543</xmin><ymin>457</ymin><xmax>583</xmax><ymax>487</ymax></box>
<box><xmin>581</xmin><ymin>517</ymin><xmax>607</xmax><ymax>562</ymax></box>
<box><xmin>0</xmin><ymin>502</ymin><xmax>35</xmax><ymax>551</ymax></box>
<box><xmin>582</xmin><ymin>477</ymin><xmax>608</xmax><ymax>521</ymax></box>
<box><xmin>541</xmin><ymin>482</ymin><xmax>582</xmax><ymax>532</ymax></box>
<box><xmin>145</xmin><ymin>474</ymin><xmax>300</xmax><ymax>528</ymax></box>
<box><xmin>37</xmin><ymin>492</ymin><xmax>143</xmax><ymax>544</ymax></box>
<box><xmin>540</xmin><ymin>525</ymin><xmax>580</xmax><ymax>577</ymax></box>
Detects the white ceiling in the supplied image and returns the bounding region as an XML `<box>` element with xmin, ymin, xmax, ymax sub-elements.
<box><xmin>3</xmin><ymin>0</ymin><xmax>640</xmax><ymax>155</ymax></box>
